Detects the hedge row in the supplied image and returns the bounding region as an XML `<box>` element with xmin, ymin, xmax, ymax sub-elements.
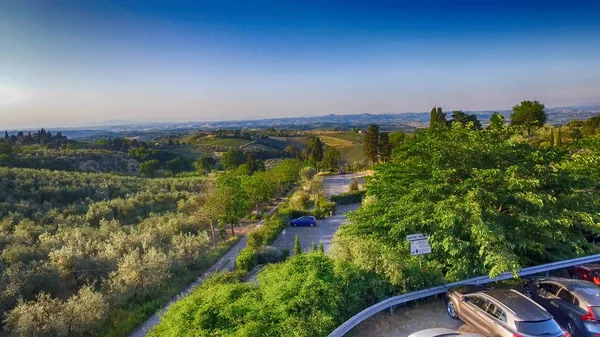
<box><xmin>330</xmin><ymin>190</ymin><xmax>366</xmax><ymax>205</ymax></box>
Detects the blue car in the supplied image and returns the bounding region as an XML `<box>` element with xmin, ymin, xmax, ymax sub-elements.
<box><xmin>290</xmin><ymin>216</ymin><xmax>317</xmax><ymax>227</ymax></box>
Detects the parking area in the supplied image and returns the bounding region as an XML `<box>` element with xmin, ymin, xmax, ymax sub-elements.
<box><xmin>272</xmin><ymin>203</ymin><xmax>360</xmax><ymax>253</ymax></box>
<box><xmin>350</xmin><ymin>298</ymin><xmax>478</xmax><ymax>337</ymax></box>
<box><xmin>322</xmin><ymin>173</ymin><xmax>366</xmax><ymax>196</ymax></box>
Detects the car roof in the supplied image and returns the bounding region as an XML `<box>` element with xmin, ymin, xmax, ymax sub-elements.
<box><xmin>532</xmin><ymin>277</ymin><xmax>600</xmax><ymax>305</ymax></box>
<box><xmin>481</xmin><ymin>289</ymin><xmax>551</xmax><ymax>321</ymax></box>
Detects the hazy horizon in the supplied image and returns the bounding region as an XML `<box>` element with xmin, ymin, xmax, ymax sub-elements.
<box><xmin>2</xmin><ymin>1</ymin><xmax>600</xmax><ymax>129</ymax></box>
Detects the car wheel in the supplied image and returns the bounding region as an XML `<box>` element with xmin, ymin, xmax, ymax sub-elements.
<box><xmin>310</xmin><ymin>222</ymin><xmax>315</xmax><ymax>227</ymax></box>
<box><xmin>446</xmin><ymin>299</ymin><xmax>459</xmax><ymax>320</ymax></box>
<box><xmin>565</xmin><ymin>319</ymin><xmax>578</xmax><ymax>337</ymax></box>
<box><xmin>292</xmin><ymin>223</ymin><xmax>297</xmax><ymax>227</ymax></box>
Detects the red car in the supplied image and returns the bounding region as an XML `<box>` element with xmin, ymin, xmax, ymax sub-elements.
<box><xmin>568</xmin><ymin>264</ymin><xmax>600</xmax><ymax>286</ymax></box>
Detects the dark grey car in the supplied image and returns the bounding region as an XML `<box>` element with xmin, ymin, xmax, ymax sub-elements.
<box><xmin>523</xmin><ymin>277</ymin><xmax>600</xmax><ymax>337</ymax></box>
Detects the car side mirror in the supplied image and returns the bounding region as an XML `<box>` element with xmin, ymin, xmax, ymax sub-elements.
<box><xmin>461</xmin><ymin>296</ymin><xmax>468</xmax><ymax>302</ymax></box>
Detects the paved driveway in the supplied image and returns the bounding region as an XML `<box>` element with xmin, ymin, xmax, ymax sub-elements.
<box><xmin>322</xmin><ymin>173</ymin><xmax>366</xmax><ymax>196</ymax></box>
<box><xmin>272</xmin><ymin>203</ymin><xmax>359</xmax><ymax>253</ymax></box>
<box><xmin>351</xmin><ymin>298</ymin><xmax>479</xmax><ymax>337</ymax></box>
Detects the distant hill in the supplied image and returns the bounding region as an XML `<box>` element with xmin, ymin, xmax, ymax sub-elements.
<box><xmin>5</xmin><ymin>104</ymin><xmax>599</xmax><ymax>140</ymax></box>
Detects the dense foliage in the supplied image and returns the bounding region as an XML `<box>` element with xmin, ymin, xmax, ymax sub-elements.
<box><xmin>333</xmin><ymin>123</ymin><xmax>600</xmax><ymax>289</ymax></box>
<box><xmin>149</xmin><ymin>253</ymin><xmax>393</xmax><ymax>337</ymax></box>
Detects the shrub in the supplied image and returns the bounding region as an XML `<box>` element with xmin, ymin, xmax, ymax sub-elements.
<box><xmin>256</xmin><ymin>246</ymin><xmax>286</xmax><ymax>265</ymax></box>
<box><xmin>246</xmin><ymin>228</ymin><xmax>266</xmax><ymax>250</ymax></box>
<box><xmin>289</xmin><ymin>190</ymin><xmax>310</xmax><ymax>210</ymax></box>
<box><xmin>278</xmin><ymin>207</ymin><xmax>311</xmax><ymax>220</ymax></box>
<box><xmin>349</xmin><ymin>179</ymin><xmax>359</xmax><ymax>192</ymax></box>
<box><xmin>235</xmin><ymin>248</ymin><xmax>256</xmax><ymax>272</ymax></box>
<box><xmin>313</xmin><ymin>197</ymin><xmax>336</xmax><ymax>219</ymax></box>
<box><xmin>330</xmin><ymin>190</ymin><xmax>366</xmax><ymax>205</ymax></box>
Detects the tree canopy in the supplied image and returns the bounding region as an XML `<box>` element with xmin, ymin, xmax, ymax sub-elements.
<box><xmin>333</xmin><ymin>124</ymin><xmax>600</xmax><ymax>286</ymax></box>
<box><xmin>511</xmin><ymin>100</ymin><xmax>547</xmax><ymax>130</ymax></box>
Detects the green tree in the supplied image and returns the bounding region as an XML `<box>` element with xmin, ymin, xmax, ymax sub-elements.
<box><xmin>429</xmin><ymin>106</ymin><xmax>447</xmax><ymax>130</ymax></box>
<box><xmin>510</xmin><ymin>100</ymin><xmax>546</xmax><ymax>134</ymax></box>
<box><xmin>553</xmin><ymin>127</ymin><xmax>562</xmax><ymax>147</ymax></box>
<box><xmin>164</xmin><ymin>157</ymin><xmax>183</xmax><ymax>174</ymax></box>
<box><xmin>312</xmin><ymin>242</ymin><xmax>317</xmax><ymax>251</ymax></box>
<box><xmin>194</xmin><ymin>154</ymin><xmax>216</xmax><ymax>175</ymax></box>
<box><xmin>321</xmin><ymin>146</ymin><xmax>341</xmax><ymax>171</ymax></box>
<box><xmin>319</xmin><ymin>242</ymin><xmax>324</xmax><ymax>253</ymax></box>
<box><xmin>334</xmin><ymin>125</ymin><xmax>600</xmax><ymax>285</ymax></box>
<box><xmin>389</xmin><ymin>131</ymin><xmax>407</xmax><ymax>148</ymax></box>
<box><xmin>294</xmin><ymin>235</ymin><xmax>301</xmax><ymax>255</ymax></box>
<box><xmin>284</xmin><ymin>145</ymin><xmax>300</xmax><ymax>158</ymax></box>
<box><xmin>139</xmin><ymin>159</ymin><xmax>161</xmax><ymax>177</ymax></box>
<box><xmin>364</xmin><ymin>124</ymin><xmax>380</xmax><ymax>163</ymax></box>
<box><xmin>310</xmin><ymin>137</ymin><xmax>324</xmax><ymax>164</ymax></box>
<box><xmin>216</xmin><ymin>174</ymin><xmax>250</xmax><ymax>236</ymax></box>
<box><xmin>378</xmin><ymin>132</ymin><xmax>392</xmax><ymax>162</ymax></box>
<box><xmin>221</xmin><ymin>149</ymin><xmax>246</xmax><ymax>170</ymax></box>
<box><xmin>450</xmin><ymin>110</ymin><xmax>481</xmax><ymax>129</ymax></box>
<box><xmin>488</xmin><ymin>112</ymin><xmax>505</xmax><ymax>130</ymax></box>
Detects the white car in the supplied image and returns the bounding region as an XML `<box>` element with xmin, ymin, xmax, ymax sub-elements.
<box><xmin>408</xmin><ymin>328</ymin><xmax>483</xmax><ymax>337</ymax></box>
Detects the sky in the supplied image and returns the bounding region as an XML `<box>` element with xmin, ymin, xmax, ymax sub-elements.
<box><xmin>1</xmin><ymin>0</ymin><xmax>600</xmax><ymax>128</ymax></box>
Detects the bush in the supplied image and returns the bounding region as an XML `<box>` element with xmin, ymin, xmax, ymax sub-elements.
<box><xmin>235</xmin><ymin>248</ymin><xmax>256</xmax><ymax>272</ymax></box>
<box><xmin>289</xmin><ymin>190</ymin><xmax>310</xmax><ymax>210</ymax></box>
<box><xmin>313</xmin><ymin>197</ymin><xmax>336</xmax><ymax>219</ymax></box>
<box><xmin>278</xmin><ymin>207</ymin><xmax>311</xmax><ymax>220</ymax></box>
<box><xmin>256</xmin><ymin>246</ymin><xmax>286</xmax><ymax>265</ymax></box>
<box><xmin>349</xmin><ymin>179</ymin><xmax>360</xmax><ymax>192</ymax></box>
<box><xmin>330</xmin><ymin>190</ymin><xmax>366</xmax><ymax>205</ymax></box>
<box><xmin>246</xmin><ymin>228</ymin><xmax>266</xmax><ymax>250</ymax></box>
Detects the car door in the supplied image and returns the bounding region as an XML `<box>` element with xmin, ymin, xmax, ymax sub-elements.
<box><xmin>482</xmin><ymin>302</ymin><xmax>509</xmax><ymax>337</ymax></box>
<box><xmin>537</xmin><ymin>282</ymin><xmax>562</xmax><ymax>316</ymax></box>
<box><xmin>555</xmin><ymin>288</ymin><xmax>583</xmax><ymax>326</ymax></box>
<box><xmin>462</xmin><ymin>295</ymin><xmax>492</xmax><ymax>334</ymax></box>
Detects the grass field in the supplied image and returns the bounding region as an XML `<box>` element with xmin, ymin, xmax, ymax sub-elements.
<box><xmin>320</xmin><ymin>135</ymin><xmax>354</xmax><ymax>147</ymax></box>
<box><xmin>196</xmin><ymin>137</ymin><xmax>251</xmax><ymax>147</ymax></box>
<box><xmin>323</xmin><ymin>132</ymin><xmax>364</xmax><ymax>144</ymax></box>
<box><xmin>167</xmin><ymin>145</ymin><xmax>209</xmax><ymax>159</ymax></box>
<box><xmin>339</xmin><ymin>145</ymin><xmax>365</xmax><ymax>163</ymax></box>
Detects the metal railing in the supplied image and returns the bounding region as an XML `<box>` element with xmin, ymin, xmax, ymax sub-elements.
<box><xmin>328</xmin><ymin>253</ymin><xmax>600</xmax><ymax>337</ymax></box>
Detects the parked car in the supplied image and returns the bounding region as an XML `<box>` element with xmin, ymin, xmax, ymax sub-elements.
<box><xmin>290</xmin><ymin>216</ymin><xmax>316</xmax><ymax>227</ymax></box>
<box><xmin>408</xmin><ymin>328</ymin><xmax>483</xmax><ymax>337</ymax></box>
<box><xmin>523</xmin><ymin>277</ymin><xmax>600</xmax><ymax>337</ymax></box>
<box><xmin>446</xmin><ymin>286</ymin><xmax>570</xmax><ymax>337</ymax></box>
<box><xmin>568</xmin><ymin>265</ymin><xmax>600</xmax><ymax>286</ymax></box>
<box><xmin>338</xmin><ymin>170</ymin><xmax>346</xmax><ymax>175</ymax></box>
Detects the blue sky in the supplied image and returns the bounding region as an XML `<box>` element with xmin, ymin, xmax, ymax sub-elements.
<box><xmin>1</xmin><ymin>0</ymin><xmax>599</xmax><ymax>128</ymax></box>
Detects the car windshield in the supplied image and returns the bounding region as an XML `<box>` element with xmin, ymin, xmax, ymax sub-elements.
<box><xmin>517</xmin><ymin>319</ymin><xmax>562</xmax><ymax>335</ymax></box>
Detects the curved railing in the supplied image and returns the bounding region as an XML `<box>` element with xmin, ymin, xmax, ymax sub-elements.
<box><xmin>328</xmin><ymin>253</ymin><xmax>600</xmax><ymax>337</ymax></box>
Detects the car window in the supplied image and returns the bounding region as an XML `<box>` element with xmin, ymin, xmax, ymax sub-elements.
<box><xmin>517</xmin><ymin>319</ymin><xmax>563</xmax><ymax>335</ymax></box>
<box><xmin>557</xmin><ymin>289</ymin><xmax>579</xmax><ymax>306</ymax></box>
<box><xmin>467</xmin><ymin>296</ymin><xmax>489</xmax><ymax>310</ymax></box>
<box><xmin>485</xmin><ymin>303</ymin><xmax>507</xmax><ymax>322</ymax></box>
<box><xmin>540</xmin><ymin>283</ymin><xmax>561</xmax><ymax>296</ymax></box>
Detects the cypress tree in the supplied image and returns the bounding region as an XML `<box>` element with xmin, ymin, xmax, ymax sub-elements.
<box><xmin>310</xmin><ymin>137</ymin><xmax>323</xmax><ymax>163</ymax></box>
<box><xmin>4</xmin><ymin>131</ymin><xmax>8</xmax><ymax>139</ymax></box>
<box><xmin>312</xmin><ymin>242</ymin><xmax>317</xmax><ymax>252</ymax></box>
<box><xmin>294</xmin><ymin>235</ymin><xmax>302</xmax><ymax>255</ymax></box>
<box><xmin>364</xmin><ymin>124</ymin><xmax>380</xmax><ymax>163</ymax></box>
<box><xmin>319</xmin><ymin>242</ymin><xmax>324</xmax><ymax>253</ymax></box>
<box><xmin>378</xmin><ymin>132</ymin><xmax>392</xmax><ymax>162</ymax></box>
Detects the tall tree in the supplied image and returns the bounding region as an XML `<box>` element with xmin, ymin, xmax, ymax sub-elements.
<box><xmin>310</xmin><ymin>137</ymin><xmax>324</xmax><ymax>163</ymax></box>
<box><xmin>216</xmin><ymin>174</ymin><xmax>250</xmax><ymax>236</ymax></box>
<box><xmin>4</xmin><ymin>130</ymin><xmax>8</xmax><ymax>139</ymax></box>
<box><xmin>378</xmin><ymin>132</ymin><xmax>392</xmax><ymax>162</ymax></box>
<box><xmin>321</xmin><ymin>146</ymin><xmax>341</xmax><ymax>171</ymax></box>
<box><xmin>429</xmin><ymin>106</ymin><xmax>447</xmax><ymax>130</ymax></box>
<box><xmin>364</xmin><ymin>124</ymin><xmax>380</xmax><ymax>163</ymax></box>
<box><xmin>294</xmin><ymin>235</ymin><xmax>302</xmax><ymax>255</ymax></box>
<box><xmin>510</xmin><ymin>100</ymin><xmax>546</xmax><ymax>135</ymax></box>
<box><xmin>139</xmin><ymin>159</ymin><xmax>161</xmax><ymax>177</ymax></box>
